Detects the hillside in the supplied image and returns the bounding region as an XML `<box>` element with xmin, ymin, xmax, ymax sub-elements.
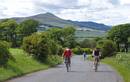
<box><xmin>73</xmin><ymin>21</ymin><xmax>111</xmax><ymax>31</ymax></box>
<box><xmin>12</xmin><ymin>12</ymin><xmax>77</xmax><ymax>28</ymax></box>
<box><xmin>0</xmin><ymin>12</ymin><xmax>111</xmax><ymax>31</ymax></box>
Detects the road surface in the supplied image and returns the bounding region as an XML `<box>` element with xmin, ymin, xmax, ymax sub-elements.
<box><xmin>6</xmin><ymin>56</ymin><xmax>123</xmax><ymax>82</ymax></box>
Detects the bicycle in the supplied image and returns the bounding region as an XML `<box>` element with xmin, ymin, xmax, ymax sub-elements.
<box><xmin>94</xmin><ymin>56</ymin><xmax>99</xmax><ymax>72</ymax></box>
<box><xmin>64</xmin><ymin>57</ymin><xmax>71</xmax><ymax>72</ymax></box>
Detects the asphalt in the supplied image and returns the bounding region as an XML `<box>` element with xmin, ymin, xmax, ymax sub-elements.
<box><xmin>6</xmin><ymin>56</ymin><xmax>123</xmax><ymax>82</ymax></box>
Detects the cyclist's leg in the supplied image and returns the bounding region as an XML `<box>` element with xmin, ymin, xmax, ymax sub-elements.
<box><xmin>94</xmin><ymin>56</ymin><xmax>97</xmax><ymax>65</ymax></box>
<box><xmin>93</xmin><ymin>56</ymin><xmax>96</xmax><ymax>69</ymax></box>
<box><xmin>64</xmin><ymin>57</ymin><xmax>69</xmax><ymax>72</ymax></box>
<box><xmin>97</xmin><ymin>56</ymin><xmax>100</xmax><ymax>65</ymax></box>
<box><xmin>68</xmin><ymin>57</ymin><xmax>71</xmax><ymax>67</ymax></box>
<box><xmin>64</xmin><ymin>57</ymin><xmax>67</xmax><ymax>63</ymax></box>
<box><xmin>84</xmin><ymin>55</ymin><xmax>86</xmax><ymax>61</ymax></box>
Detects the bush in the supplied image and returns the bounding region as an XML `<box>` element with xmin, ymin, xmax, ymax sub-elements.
<box><xmin>22</xmin><ymin>32</ymin><xmax>63</xmax><ymax>62</ymax></box>
<box><xmin>72</xmin><ymin>46</ymin><xmax>82</xmax><ymax>55</ymax></box>
<box><xmin>80</xmin><ymin>39</ymin><xmax>96</xmax><ymax>48</ymax></box>
<box><xmin>0</xmin><ymin>41</ymin><xmax>11</xmax><ymax>66</ymax></box>
<box><xmin>82</xmin><ymin>48</ymin><xmax>92</xmax><ymax>54</ymax></box>
<box><xmin>72</xmin><ymin>46</ymin><xmax>92</xmax><ymax>55</ymax></box>
<box><xmin>46</xmin><ymin>55</ymin><xmax>62</xmax><ymax>66</ymax></box>
<box><xmin>97</xmin><ymin>40</ymin><xmax>117</xmax><ymax>58</ymax></box>
<box><xmin>57</xmin><ymin>45</ymin><xmax>64</xmax><ymax>56</ymax></box>
<box><xmin>48</xmin><ymin>40</ymin><xmax>64</xmax><ymax>55</ymax></box>
<box><xmin>22</xmin><ymin>33</ymin><xmax>51</xmax><ymax>61</ymax></box>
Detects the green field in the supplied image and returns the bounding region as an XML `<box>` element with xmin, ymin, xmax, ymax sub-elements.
<box><xmin>0</xmin><ymin>48</ymin><xmax>62</xmax><ymax>82</ymax></box>
<box><xmin>102</xmin><ymin>52</ymin><xmax>130</xmax><ymax>82</ymax></box>
<box><xmin>75</xmin><ymin>30</ymin><xmax>106</xmax><ymax>41</ymax></box>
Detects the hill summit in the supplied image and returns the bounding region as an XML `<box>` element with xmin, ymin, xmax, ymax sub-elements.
<box><xmin>2</xmin><ymin>12</ymin><xmax>111</xmax><ymax>31</ymax></box>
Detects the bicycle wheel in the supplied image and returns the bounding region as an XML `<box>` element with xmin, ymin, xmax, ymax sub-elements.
<box><xmin>66</xmin><ymin>63</ymin><xmax>69</xmax><ymax>72</ymax></box>
<box><xmin>94</xmin><ymin>59</ymin><xmax>98</xmax><ymax>72</ymax></box>
<box><xmin>65</xmin><ymin>58</ymin><xmax>69</xmax><ymax>72</ymax></box>
<box><xmin>94</xmin><ymin>62</ymin><xmax>97</xmax><ymax>72</ymax></box>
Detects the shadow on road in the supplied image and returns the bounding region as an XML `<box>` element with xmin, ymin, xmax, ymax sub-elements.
<box><xmin>96</xmin><ymin>70</ymin><xmax>113</xmax><ymax>73</ymax></box>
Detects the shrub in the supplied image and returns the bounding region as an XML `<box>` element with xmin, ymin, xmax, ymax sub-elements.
<box><xmin>22</xmin><ymin>32</ymin><xmax>51</xmax><ymax>61</ymax></box>
<box><xmin>72</xmin><ymin>46</ymin><xmax>82</xmax><ymax>55</ymax></box>
<box><xmin>82</xmin><ymin>48</ymin><xmax>92</xmax><ymax>54</ymax></box>
<box><xmin>22</xmin><ymin>32</ymin><xmax>62</xmax><ymax>62</ymax></box>
<box><xmin>72</xmin><ymin>46</ymin><xmax>92</xmax><ymax>55</ymax></box>
<box><xmin>80</xmin><ymin>39</ymin><xmax>96</xmax><ymax>48</ymax></box>
<box><xmin>46</xmin><ymin>55</ymin><xmax>62</xmax><ymax>66</ymax></box>
<box><xmin>0</xmin><ymin>41</ymin><xmax>11</xmax><ymax>66</ymax></box>
<box><xmin>57</xmin><ymin>45</ymin><xmax>64</xmax><ymax>56</ymax></box>
<box><xmin>97</xmin><ymin>40</ymin><xmax>117</xmax><ymax>58</ymax></box>
<box><xmin>48</xmin><ymin>40</ymin><xmax>63</xmax><ymax>55</ymax></box>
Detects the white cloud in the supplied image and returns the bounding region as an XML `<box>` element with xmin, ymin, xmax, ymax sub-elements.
<box><xmin>56</xmin><ymin>0</ymin><xmax>130</xmax><ymax>25</ymax></box>
<box><xmin>0</xmin><ymin>0</ymin><xmax>44</xmax><ymax>18</ymax></box>
<box><xmin>0</xmin><ymin>0</ymin><xmax>130</xmax><ymax>25</ymax></box>
<box><xmin>120</xmin><ymin>0</ymin><xmax>130</xmax><ymax>5</ymax></box>
<box><xmin>77</xmin><ymin>0</ymin><xmax>90</xmax><ymax>6</ymax></box>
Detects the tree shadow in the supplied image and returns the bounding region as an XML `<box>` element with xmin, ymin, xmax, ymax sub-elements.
<box><xmin>93</xmin><ymin>70</ymin><xmax>114</xmax><ymax>73</ymax></box>
<box><xmin>69</xmin><ymin>70</ymin><xmax>88</xmax><ymax>73</ymax></box>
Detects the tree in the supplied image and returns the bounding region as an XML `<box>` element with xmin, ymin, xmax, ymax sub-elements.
<box><xmin>62</xmin><ymin>26</ymin><xmax>76</xmax><ymax>48</ymax></box>
<box><xmin>97</xmin><ymin>40</ymin><xmax>117</xmax><ymax>58</ymax></box>
<box><xmin>108</xmin><ymin>24</ymin><xmax>130</xmax><ymax>52</ymax></box>
<box><xmin>17</xmin><ymin>19</ymin><xmax>39</xmax><ymax>45</ymax></box>
<box><xmin>47</xmin><ymin>28</ymin><xmax>63</xmax><ymax>45</ymax></box>
<box><xmin>0</xmin><ymin>19</ymin><xmax>18</xmax><ymax>47</ymax></box>
<box><xmin>80</xmin><ymin>39</ymin><xmax>96</xmax><ymax>48</ymax></box>
<box><xmin>18</xmin><ymin>19</ymin><xmax>39</xmax><ymax>36</ymax></box>
<box><xmin>0</xmin><ymin>41</ymin><xmax>11</xmax><ymax>66</ymax></box>
<box><xmin>47</xmin><ymin>26</ymin><xmax>76</xmax><ymax>48</ymax></box>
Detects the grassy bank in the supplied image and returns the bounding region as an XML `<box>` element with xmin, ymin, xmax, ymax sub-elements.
<box><xmin>102</xmin><ymin>52</ymin><xmax>130</xmax><ymax>82</ymax></box>
<box><xmin>0</xmin><ymin>48</ymin><xmax>62</xmax><ymax>82</ymax></box>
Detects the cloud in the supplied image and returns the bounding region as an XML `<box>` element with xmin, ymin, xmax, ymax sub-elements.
<box><xmin>56</xmin><ymin>0</ymin><xmax>130</xmax><ymax>25</ymax></box>
<box><xmin>109</xmin><ymin>0</ymin><xmax>119</xmax><ymax>5</ymax></box>
<box><xmin>119</xmin><ymin>0</ymin><xmax>130</xmax><ymax>5</ymax></box>
<box><xmin>0</xmin><ymin>0</ymin><xmax>43</xmax><ymax>18</ymax></box>
<box><xmin>0</xmin><ymin>0</ymin><xmax>130</xmax><ymax>25</ymax></box>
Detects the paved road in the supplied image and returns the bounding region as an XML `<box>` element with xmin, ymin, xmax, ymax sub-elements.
<box><xmin>6</xmin><ymin>56</ymin><xmax>123</xmax><ymax>82</ymax></box>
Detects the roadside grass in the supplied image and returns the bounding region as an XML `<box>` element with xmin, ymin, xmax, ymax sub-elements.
<box><xmin>0</xmin><ymin>48</ymin><xmax>62</xmax><ymax>82</ymax></box>
<box><xmin>102</xmin><ymin>52</ymin><xmax>130</xmax><ymax>82</ymax></box>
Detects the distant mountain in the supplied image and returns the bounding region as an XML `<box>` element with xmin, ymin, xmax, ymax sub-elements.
<box><xmin>0</xmin><ymin>12</ymin><xmax>111</xmax><ymax>31</ymax></box>
<box><xmin>12</xmin><ymin>12</ymin><xmax>76</xmax><ymax>28</ymax></box>
<box><xmin>72</xmin><ymin>21</ymin><xmax>111</xmax><ymax>31</ymax></box>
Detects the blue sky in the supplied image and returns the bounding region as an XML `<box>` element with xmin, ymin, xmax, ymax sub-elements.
<box><xmin>0</xmin><ymin>0</ymin><xmax>130</xmax><ymax>25</ymax></box>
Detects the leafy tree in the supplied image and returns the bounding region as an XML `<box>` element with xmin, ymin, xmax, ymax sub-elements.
<box><xmin>97</xmin><ymin>40</ymin><xmax>117</xmax><ymax>58</ymax></box>
<box><xmin>62</xmin><ymin>26</ymin><xmax>76</xmax><ymax>48</ymax></box>
<box><xmin>0</xmin><ymin>19</ymin><xmax>18</xmax><ymax>47</ymax></box>
<box><xmin>17</xmin><ymin>19</ymin><xmax>39</xmax><ymax>45</ymax></box>
<box><xmin>108</xmin><ymin>24</ymin><xmax>130</xmax><ymax>52</ymax></box>
<box><xmin>47</xmin><ymin>26</ymin><xmax>76</xmax><ymax>48</ymax></box>
<box><xmin>18</xmin><ymin>19</ymin><xmax>39</xmax><ymax>36</ymax></box>
<box><xmin>80</xmin><ymin>39</ymin><xmax>96</xmax><ymax>48</ymax></box>
<box><xmin>0</xmin><ymin>41</ymin><xmax>11</xmax><ymax>66</ymax></box>
<box><xmin>47</xmin><ymin>28</ymin><xmax>63</xmax><ymax>45</ymax></box>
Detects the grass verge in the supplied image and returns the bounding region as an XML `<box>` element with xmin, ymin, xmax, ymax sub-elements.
<box><xmin>0</xmin><ymin>48</ymin><xmax>62</xmax><ymax>82</ymax></box>
<box><xmin>102</xmin><ymin>52</ymin><xmax>130</xmax><ymax>82</ymax></box>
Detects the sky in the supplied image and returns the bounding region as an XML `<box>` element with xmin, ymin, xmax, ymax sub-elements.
<box><xmin>0</xmin><ymin>0</ymin><xmax>130</xmax><ymax>25</ymax></box>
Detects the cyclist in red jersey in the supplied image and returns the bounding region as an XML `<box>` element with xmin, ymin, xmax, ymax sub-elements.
<box><xmin>63</xmin><ymin>48</ymin><xmax>72</xmax><ymax>66</ymax></box>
